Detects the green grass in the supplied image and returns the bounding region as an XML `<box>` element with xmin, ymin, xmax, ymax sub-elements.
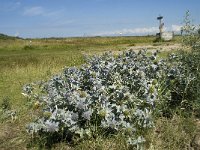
<box><xmin>0</xmin><ymin>35</ymin><xmax>188</xmax><ymax>149</ymax></box>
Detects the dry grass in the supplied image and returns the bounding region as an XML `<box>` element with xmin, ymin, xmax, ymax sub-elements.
<box><xmin>146</xmin><ymin>115</ymin><xmax>198</xmax><ymax>150</ymax></box>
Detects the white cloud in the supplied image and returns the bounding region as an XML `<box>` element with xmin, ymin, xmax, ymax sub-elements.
<box><xmin>94</xmin><ymin>25</ymin><xmax>183</xmax><ymax>36</ymax></box>
<box><xmin>171</xmin><ymin>25</ymin><xmax>182</xmax><ymax>32</ymax></box>
<box><xmin>40</xmin><ymin>19</ymin><xmax>76</xmax><ymax>28</ymax></box>
<box><xmin>14</xmin><ymin>31</ymin><xmax>19</xmax><ymax>37</ymax></box>
<box><xmin>16</xmin><ymin>2</ymin><xmax>21</xmax><ymax>7</ymax></box>
<box><xmin>44</xmin><ymin>9</ymin><xmax>65</xmax><ymax>17</ymax></box>
<box><xmin>23</xmin><ymin>6</ymin><xmax>65</xmax><ymax>18</ymax></box>
<box><xmin>23</xmin><ymin>6</ymin><xmax>45</xmax><ymax>16</ymax></box>
<box><xmin>0</xmin><ymin>1</ymin><xmax>21</xmax><ymax>12</ymax></box>
<box><xmin>95</xmin><ymin>27</ymin><xmax>159</xmax><ymax>36</ymax></box>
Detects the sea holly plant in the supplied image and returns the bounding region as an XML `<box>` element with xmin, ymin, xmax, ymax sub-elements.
<box><xmin>22</xmin><ymin>49</ymin><xmax>188</xmax><ymax>148</ymax></box>
<box><xmin>181</xmin><ymin>10</ymin><xmax>200</xmax><ymax>50</ymax></box>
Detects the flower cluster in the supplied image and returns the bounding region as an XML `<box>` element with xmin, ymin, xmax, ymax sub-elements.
<box><xmin>23</xmin><ymin>49</ymin><xmax>179</xmax><ymax>146</ymax></box>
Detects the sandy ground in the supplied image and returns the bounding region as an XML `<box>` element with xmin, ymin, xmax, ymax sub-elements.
<box><xmin>81</xmin><ymin>43</ymin><xmax>182</xmax><ymax>56</ymax></box>
<box><xmin>127</xmin><ymin>43</ymin><xmax>182</xmax><ymax>52</ymax></box>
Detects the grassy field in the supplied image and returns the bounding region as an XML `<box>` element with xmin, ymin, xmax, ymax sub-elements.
<box><xmin>0</xmin><ymin>35</ymin><xmax>187</xmax><ymax>149</ymax></box>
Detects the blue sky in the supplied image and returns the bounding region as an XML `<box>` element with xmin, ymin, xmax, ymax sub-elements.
<box><xmin>0</xmin><ymin>0</ymin><xmax>200</xmax><ymax>38</ymax></box>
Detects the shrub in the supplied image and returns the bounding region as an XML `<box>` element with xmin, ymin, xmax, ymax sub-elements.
<box><xmin>25</xmin><ymin>50</ymin><xmax>200</xmax><ymax>150</ymax></box>
<box><xmin>181</xmin><ymin>11</ymin><xmax>200</xmax><ymax>50</ymax></box>
<box><xmin>0</xmin><ymin>97</ymin><xmax>17</xmax><ymax>122</ymax></box>
<box><xmin>23</xmin><ymin>50</ymin><xmax>168</xmax><ymax>148</ymax></box>
<box><xmin>23</xmin><ymin>47</ymin><xmax>197</xmax><ymax>148</ymax></box>
<box><xmin>156</xmin><ymin>11</ymin><xmax>200</xmax><ymax>117</ymax></box>
<box><xmin>156</xmin><ymin>53</ymin><xmax>196</xmax><ymax>117</ymax></box>
<box><xmin>23</xmin><ymin>45</ymin><xmax>35</xmax><ymax>50</ymax></box>
<box><xmin>178</xmin><ymin>11</ymin><xmax>200</xmax><ymax>117</ymax></box>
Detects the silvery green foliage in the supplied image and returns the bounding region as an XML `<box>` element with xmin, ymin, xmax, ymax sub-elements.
<box><xmin>181</xmin><ymin>11</ymin><xmax>200</xmax><ymax>50</ymax></box>
<box><xmin>155</xmin><ymin>52</ymin><xmax>196</xmax><ymax>116</ymax></box>
<box><xmin>23</xmin><ymin>49</ymin><xmax>176</xmax><ymax>146</ymax></box>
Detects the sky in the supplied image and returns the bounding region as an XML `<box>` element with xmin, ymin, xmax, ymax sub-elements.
<box><xmin>0</xmin><ymin>0</ymin><xmax>200</xmax><ymax>38</ymax></box>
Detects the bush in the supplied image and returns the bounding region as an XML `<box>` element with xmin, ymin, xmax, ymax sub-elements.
<box><xmin>178</xmin><ymin>11</ymin><xmax>200</xmax><ymax>117</ymax></box>
<box><xmin>181</xmin><ymin>11</ymin><xmax>200</xmax><ymax>50</ymax></box>
<box><xmin>0</xmin><ymin>97</ymin><xmax>17</xmax><ymax>122</ymax></box>
<box><xmin>156</xmin><ymin>53</ymin><xmax>196</xmax><ymax>117</ymax></box>
<box><xmin>23</xmin><ymin>50</ymin><xmax>170</xmax><ymax>148</ymax></box>
<box><xmin>23</xmin><ymin>45</ymin><xmax>35</xmax><ymax>50</ymax></box>
<box><xmin>155</xmin><ymin>11</ymin><xmax>200</xmax><ymax>117</ymax></box>
<box><xmin>23</xmin><ymin>47</ymin><xmax>198</xmax><ymax>148</ymax></box>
